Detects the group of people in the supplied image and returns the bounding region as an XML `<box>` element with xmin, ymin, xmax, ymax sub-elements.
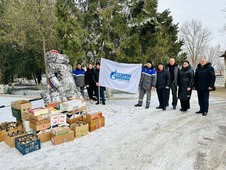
<box><xmin>72</xmin><ymin>62</ymin><xmax>106</xmax><ymax>105</ymax></box>
<box><xmin>135</xmin><ymin>58</ymin><xmax>216</xmax><ymax>116</ymax></box>
<box><xmin>72</xmin><ymin>58</ymin><xmax>216</xmax><ymax>116</ymax></box>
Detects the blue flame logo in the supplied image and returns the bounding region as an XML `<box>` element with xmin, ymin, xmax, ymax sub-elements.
<box><xmin>110</xmin><ymin>70</ymin><xmax>131</xmax><ymax>81</ymax></box>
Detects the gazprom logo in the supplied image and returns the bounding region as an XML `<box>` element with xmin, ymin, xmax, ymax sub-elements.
<box><xmin>110</xmin><ymin>69</ymin><xmax>131</xmax><ymax>81</ymax></box>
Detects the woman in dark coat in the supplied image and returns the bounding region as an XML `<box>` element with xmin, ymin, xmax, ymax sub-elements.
<box><xmin>178</xmin><ymin>60</ymin><xmax>194</xmax><ymax>112</ymax></box>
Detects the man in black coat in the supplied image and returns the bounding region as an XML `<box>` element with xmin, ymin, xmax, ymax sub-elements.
<box><xmin>165</xmin><ymin>58</ymin><xmax>179</xmax><ymax>110</ymax></box>
<box><xmin>92</xmin><ymin>62</ymin><xmax>106</xmax><ymax>105</ymax></box>
<box><xmin>194</xmin><ymin>58</ymin><xmax>216</xmax><ymax>116</ymax></box>
<box><xmin>85</xmin><ymin>63</ymin><xmax>96</xmax><ymax>103</ymax></box>
<box><xmin>156</xmin><ymin>63</ymin><xmax>171</xmax><ymax>111</ymax></box>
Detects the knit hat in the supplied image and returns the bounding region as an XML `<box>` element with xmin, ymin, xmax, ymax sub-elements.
<box><xmin>146</xmin><ymin>60</ymin><xmax>152</xmax><ymax>64</ymax></box>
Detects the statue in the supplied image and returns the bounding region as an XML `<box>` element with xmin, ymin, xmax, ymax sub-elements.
<box><xmin>41</xmin><ymin>50</ymin><xmax>81</xmax><ymax>104</ymax></box>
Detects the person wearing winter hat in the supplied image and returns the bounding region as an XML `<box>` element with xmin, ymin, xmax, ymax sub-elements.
<box><xmin>72</xmin><ymin>63</ymin><xmax>85</xmax><ymax>97</ymax></box>
<box><xmin>135</xmin><ymin>60</ymin><xmax>157</xmax><ymax>109</ymax></box>
<box><xmin>156</xmin><ymin>62</ymin><xmax>171</xmax><ymax>110</ymax></box>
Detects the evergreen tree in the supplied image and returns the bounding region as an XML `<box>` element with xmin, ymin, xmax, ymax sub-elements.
<box><xmin>55</xmin><ymin>0</ymin><xmax>86</xmax><ymax>67</ymax></box>
<box><xmin>0</xmin><ymin>0</ymin><xmax>57</xmax><ymax>85</ymax></box>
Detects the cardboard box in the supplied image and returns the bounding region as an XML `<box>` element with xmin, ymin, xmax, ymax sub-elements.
<box><xmin>83</xmin><ymin>111</ymin><xmax>102</xmax><ymax>122</ymax></box>
<box><xmin>101</xmin><ymin>117</ymin><xmax>105</xmax><ymax>127</ymax></box>
<box><xmin>71</xmin><ymin>122</ymin><xmax>89</xmax><ymax>138</ymax></box>
<box><xmin>66</xmin><ymin>115</ymin><xmax>83</xmax><ymax>124</ymax></box>
<box><xmin>0</xmin><ymin>131</ymin><xmax>3</xmax><ymax>142</ymax></box>
<box><xmin>51</xmin><ymin>130</ymin><xmax>74</xmax><ymax>145</ymax></box>
<box><xmin>58</xmin><ymin>114</ymin><xmax>67</xmax><ymax>124</ymax></box>
<box><xmin>11</xmin><ymin>100</ymin><xmax>31</xmax><ymax>121</ymax></box>
<box><xmin>0</xmin><ymin>129</ymin><xmax>5</xmax><ymax>142</ymax></box>
<box><xmin>21</xmin><ymin>111</ymin><xmax>30</xmax><ymax>121</ymax></box>
<box><xmin>1</xmin><ymin>124</ymin><xmax>23</xmax><ymax>142</ymax></box>
<box><xmin>30</xmin><ymin>114</ymin><xmax>49</xmax><ymax>121</ymax></box>
<box><xmin>29</xmin><ymin>108</ymin><xmax>49</xmax><ymax>116</ymax></box>
<box><xmin>30</xmin><ymin>99</ymin><xmax>45</xmax><ymax>109</ymax></box>
<box><xmin>89</xmin><ymin>118</ymin><xmax>101</xmax><ymax>132</ymax></box>
<box><xmin>5</xmin><ymin>133</ymin><xmax>27</xmax><ymax>148</ymax></box>
<box><xmin>49</xmin><ymin>113</ymin><xmax>66</xmax><ymax>126</ymax></box>
<box><xmin>29</xmin><ymin>118</ymin><xmax>50</xmax><ymax>126</ymax></box>
<box><xmin>49</xmin><ymin>114</ymin><xmax>58</xmax><ymax>126</ymax></box>
<box><xmin>51</xmin><ymin>126</ymin><xmax>70</xmax><ymax>136</ymax></box>
<box><xmin>37</xmin><ymin>131</ymin><xmax>51</xmax><ymax>143</ymax></box>
<box><xmin>29</xmin><ymin>119</ymin><xmax>50</xmax><ymax>131</ymax></box>
<box><xmin>68</xmin><ymin>106</ymin><xmax>87</xmax><ymax>114</ymax></box>
<box><xmin>60</xmin><ymin>99</ymin><xmax>86</xmax><ymax>112</ymax></box>
<box><xmin>0</xmin><ymin>122</ymin><xmax>7</xmax><ymax>142</ymax></box>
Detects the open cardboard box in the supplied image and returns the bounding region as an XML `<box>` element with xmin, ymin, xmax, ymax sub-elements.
<box><xmin>11</xmin><ymin>100</ymin><xmax>31</xmax><ymax>121</ymax></box>
<box><xmin>51</xmin><ymin>130</ymin><xmax>74</xmax><ymax>145</ymax></box>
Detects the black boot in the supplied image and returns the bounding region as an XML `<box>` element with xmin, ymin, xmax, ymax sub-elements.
<box><xmin>202</xmin><ymin>112</ymin><xmax>208</xmax><ymax>116</ymax></box>
<box><xmin>156</xmin><ymin>106</ymin><xmax>162</xmax><ymax>109</ymax></box>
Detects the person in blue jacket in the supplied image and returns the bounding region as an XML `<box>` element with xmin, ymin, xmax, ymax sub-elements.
<box><xmin>72</xmin><ymin>63</ymin><xmax>85</xmax><ymax>97</ymax></box>
<box><xmin>135</xmin><ymin>61</ymin><xmax>157</xmax><ymax>109</ymax></box>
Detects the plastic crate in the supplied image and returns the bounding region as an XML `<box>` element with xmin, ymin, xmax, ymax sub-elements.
<box><xmin>15</xmin><ymin>134</ymin><xmax>41</xmax><ymax>155</ymax></box>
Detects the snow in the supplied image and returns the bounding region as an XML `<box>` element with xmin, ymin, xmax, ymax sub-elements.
<box><xmin>0</xmin><ymin>91</ymin><xmax>226</xmax><ymax>170</ymax></box>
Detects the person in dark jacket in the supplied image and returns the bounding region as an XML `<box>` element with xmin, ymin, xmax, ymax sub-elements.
<box><xmin>72</xmin><ymin>63</ymin><xmax>85</xmax><ymax>97</ymax></box>
<box><xmin>194</xmin><ymin>58</ymin><xmax>216</xmax><ymax>116</ymax></box>
<box><xmin>135</xmin><ymin>61</ymin><xmax>157</xmax><ymax>109</ymax></box>
<box><xmin>156</xmin><ymin>63</ymin><xmax>171</xmax><ymax>110</ymax></box>
<box><xmin>85</xmin><ymin>63</ymin><xmax>96</xmax><ymax>103</ymax></box>
<box><xmin>178</xmin><ymin>60</ymin><xmax>194</xmax><ymax>112</ymax></box>
<box><xmin>93</xmin><ymin>62</ymin><xmax>106</xmax><ymax>105</ymax></box>
<box><xmin>165</xmin><ymin>58</ymin><xmax>179</xmax><ymax>110</ymax></box>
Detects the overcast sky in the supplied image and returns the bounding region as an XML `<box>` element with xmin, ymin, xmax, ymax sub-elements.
<box><xmin>157</xmin><ymin>0</ymin><xmax>226</xmax><ymax>51</ymax></box>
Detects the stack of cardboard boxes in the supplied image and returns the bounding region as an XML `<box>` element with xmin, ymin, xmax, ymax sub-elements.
<box><xmin>29</xmin><ymin>108</ymin><xmax>50</xmax><ymax>131</ymax></box>
<box><xmin>83</xmin><ymin>111</ymin><xmax>105</xmax><ymax>132</ymax></box>
<box><xmin>0</xmin><ymin>122</ymin><xmax>26</xmax><ymax>148</ymax></box>
<box><xmin>28</xmin><ymin>107</ymin><xmax>52</xmax><ymax>143</ymax></box>
<box><xmin>0</xmin><ymin>97</ymin><xmax>106</xmax><ymax>155</ymax></box>
<box><xmin>62</xmin><ymin>98</ymin><xmax>89</xmax><ymax>138</ymax></box>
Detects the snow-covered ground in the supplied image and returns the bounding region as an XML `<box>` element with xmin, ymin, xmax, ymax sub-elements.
<box><xmin>0</xmin><ymin>91</ymin><xmax>226</xmax><ymax>170</ymax></box>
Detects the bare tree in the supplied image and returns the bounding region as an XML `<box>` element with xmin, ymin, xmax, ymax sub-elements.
<box><xmin>180</xmin><ymin>19</ymin><xmax>212</xmax><ymax>68</ymax></box>
<box><xmin>203</xmin><ymin>46</ymin><xmax>218</xmax><ymax>68</ymax></box>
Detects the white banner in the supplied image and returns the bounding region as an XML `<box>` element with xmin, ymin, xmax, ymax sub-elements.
<box><xmin>99</xmin><ymin>58</ymin><xmax>142</xmax><ymax>93</ymax></box>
